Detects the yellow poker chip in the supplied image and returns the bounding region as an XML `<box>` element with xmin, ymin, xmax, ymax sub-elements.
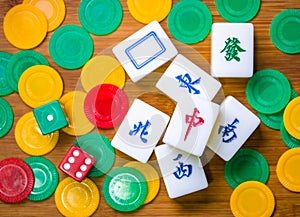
<box><xmin>230</xmin><ymin>181</ymin><xmax>275</xmax><ymax>217</ymax></box>
<box><xmin>123</xmin><ymin>161</ymin><xmax>160</xmax><ymax>204</ymax></box>
<box><xmin>3</xmin><ymin>4</ymin><xmax>47</xmax><ymax>49</ymax></box>
<box><xmin>127</xmin><ymin>0</ymin><xmax>172</xmax><ymax>24</ymax></box>
<box><xmin>15</xmin><ymin>112</ymin><xmax>59</xmax><ymax>156</ymax></box>
<box><xmin>277</xmin><ymin>148</ymin><xmax>300</xmax><ymax>192</ymax></box>
<box><xmin>55</xmin><ymin>177</ymin><xmax>100</xmax><ymax>217</ymax></box>
<box><xmin>283</xmin><ymin>96</ymin><xmax>300</xmax><ymax>140</ymax></box>
<box><xmin>59</xmin><ymin>91</ymin><xmax>95</xmax><ymax>136</ymax></box>
<box><xmin>80</xmin><ymin>55</ymin><xmax>125</xmax><ymax>92</ymax></box>
<box><xmin>23</xmin><ymin>0</ymin><xmax>66</xmax><ymax>32</ymax></box>
<box><xmin>18</xmin><ymin>65</ymin><xmax>63</xmax><ymax>108</ymax></box>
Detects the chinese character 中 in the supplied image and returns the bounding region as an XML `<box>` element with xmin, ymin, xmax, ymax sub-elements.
<box><xmin>129</xmin><ymin>120</ymin><xmax>151</xmax><ymax>143</ymax></box>
<box><xmin>218</xmin><ymin>118</ymin><xmax>240</xmax><ymax>143</ymax></box>
<box><xmin>173</xmin><ymin>161</ymin><xmax>193</xmax><ymax>179</ymax></box>
<box><xmin>184</xmin><ymin>108</ymin><xmax>204</xmax><ymax>141</ymax></box>
<box><xmin>175</xmin><ymin>73</ymin><xmax>201</xmax><ymax>95</ymax></box>
<box><xmin>220</xmin><ymin>37</ymin><xmax>246</xmax><ymax>62</ymax></box>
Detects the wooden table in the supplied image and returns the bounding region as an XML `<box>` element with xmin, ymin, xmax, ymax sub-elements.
<box><xmin>1</xmin><ymin>0</ymin><xmax>300</xmax><ymax>216</ymax></box>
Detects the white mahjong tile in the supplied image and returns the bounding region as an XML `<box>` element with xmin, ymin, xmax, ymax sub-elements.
<box><xmin>111</xmin><ymin>98</ymin><xmax>170</xmax><ymax>163</ymax></box>
<box><xmin>211</xmin><ymin>23</ymin><xmax>254</xmax><ymax>77</ymax></box>
<box><xmin>163</xmin><ymin>98</ymin><xmax>219</xmax><ymax>157</ymax></box>
<box><xmin>207</xmin><ymin>96</ymin><xmax>260</xmax><ymax>161</ymax></box>
<box><xmin>156</xmin><ymin>54</ymin><xmax>222</xmax><ymax>101</ymax></box>
<box><xmin>154</xmin><ymin>144</ymin><xmax>208</xmax><ymax>199</ymax></box>
<box><xmin>112</xmin><ymin>21</ymin><xmax>178</xmax><ymax>82</ymax></box>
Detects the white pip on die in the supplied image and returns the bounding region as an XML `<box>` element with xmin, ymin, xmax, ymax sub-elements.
<box><xmin>207</xmin><ymin>96</ymin><xmax>260</xmax><ymax>161</ymax></box>
<box><xmin>111</xmin><ymin>99</ymin><xmax>170</xmax><ymax>163</ymax></box>
<box><xmin>155</xmin><ymin>144</ymin><xmax>208</xmax><ymax>199</ymax></box>
<box><xmin>211</xmin><ymin>23</ymin><xmax>254</xmax><ymax>77</ymax></box>
<box><xmin>112</xmin><ymin>20</ymin><xmax>178</xmax><ymax>82</ymax></box>
<box><xmin>156</xmin><ymin>54</ymin><xmax>222</xmax><ymax>101</ymax></box>
<box><xmin>163</xmin><ymin>98</ymin><xmax>219</xmax><ymax>157</ymax></box>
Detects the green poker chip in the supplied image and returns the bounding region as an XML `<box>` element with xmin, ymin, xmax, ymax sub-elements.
<box><xmin>224</xmin><ymin>148</ymin><xmax>269</xmax><ymax>189</ymax></box>
<box><xmin>74</xmin><ymin>132</ymin><xmax>115</xmax><ymax>177</ymax></box>
<box><xmin>270</xmin><ymin>9</ymin><xmax>300</xmax><ymax>54</ymax></box>
<box><xmin>246</xmin><ymin>69</ymin><xmax>291</xmax><ymax>114</ymax></box>
<box><xmin>215</xmin><ymin>0</ymin><xmax>261</xmax><ymax>22</ymax></box>
<box><xmin>0</xmin><ymin>51</ymin><xmax>13</xmax><ymax>96</ymax></box>
<box><xmin>280</xmin><ymin>122</ymin><xmax>300</xmax><ymax>149</ymax></box>
<box><xmin>24</xmin><ymin>156</ymin><xmax>59</xmax><ymax>201</ymax></box>
<box><xmin>49</xmin><ymin>24</ymin><xmax>94</xmax><ymax>69</ymax></box>
<box><xmin>0</xmin><ymin>97</ymin><xmax>14</xmax><ymax>138</ymax></box>
<box><xmin>102</xmin><ymin>167</ymin><xmax>148</xmax><ymax>212</ymax></box>
<box><xmin>6</xmin><ymin>50</ymin><xmax>49</xmax><ymax>92</ymax></box>
<box><xmin>78</xmin><ymin>0</ymin><xmax>123</xmax><ymax>35</ymax></box>
<box><xmin>168</xmin><ymin>0</ymin><xmax>212</xmax><ymax>44</ymax></box>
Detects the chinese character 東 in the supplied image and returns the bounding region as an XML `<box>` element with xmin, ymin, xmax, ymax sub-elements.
<box><xmin>129</xmin><ymin>120</ymin><xmax>151</xmax><ymax>143</ymax></box>
<box><xmin>220</xmin><ymin>37</ymin><xmax>246</xmax><ymax>62</ymax></box>
<box><xmin>176</xmin><ymin>73</ymin><xmax>201</xmax><ymax>95</ymax></box>
<box><xmin>218</xmin><ymin>118</ymin><xmax>240</xmax><ymax>143</ymax></box>
<box><xmin>184</xmin><ymin>108</ymin><xmax>204</xmax><ymax>141</ymax></box>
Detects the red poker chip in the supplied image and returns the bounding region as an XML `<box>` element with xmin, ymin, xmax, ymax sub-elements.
<box><xmin>84</xmin><ymin>84</ymin><xmax>129</xmax><ymax>129</ymax></box>
<box><xmin>0</xmin><ymin>158</ymin><xmax>34</xmax><ymax>203</ymax></box>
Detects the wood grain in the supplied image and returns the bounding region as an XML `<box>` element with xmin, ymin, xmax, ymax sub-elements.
<box><xmin>1</xmin><ymin>0</ymin><xmax>300</xmax><ymax>216</ymax></box>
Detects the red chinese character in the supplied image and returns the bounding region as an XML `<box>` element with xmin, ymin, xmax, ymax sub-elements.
<box><xmin>184</xmin><ymin>108</ymin><xmax>204</xmax><ymax>141</ymax></box>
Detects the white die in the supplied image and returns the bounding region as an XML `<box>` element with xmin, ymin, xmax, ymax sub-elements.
<box><xmin>111</xmin><ymin>99</ymin><xmax>170</xmax><ymax>163</ymax></box>
<box><xmin>211</xmin><ymin>23</ymin><xmax>254</xmax><ymax>77</ymax></box>
<box><xmin>207</xmin><ymin>96</ymin><xmax>260</xmax><ymax>161</ymax></box>
<box><xmin>155</xmin><ymin>144</ymin><xmax>208</xmax><ymax>199</ymax></box>
<box><xmin>163</xmin><ymin>98</ymin><xmax>219</xmax><ymax>157</ymax></box>
<box><xmin>156</xmin><ymin>54</ymin><xmax>222</xmax><ymax>101</ymax></box>
<box><xmin>112</xmin><ymin>21</ymin><xmax>178</xmax><ymax>82</ymax></box>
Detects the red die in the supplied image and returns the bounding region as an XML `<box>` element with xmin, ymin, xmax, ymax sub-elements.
<box><xmin>59</xmin><ymin>145</ymin><xmax>95</xmax><ymax>182</ymax></box>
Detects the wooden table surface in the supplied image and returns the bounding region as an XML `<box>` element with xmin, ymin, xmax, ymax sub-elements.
<box><xmin>1</xmin><ymin>0</ymin><xmax>300</xmax><ymax>216</ymax></box>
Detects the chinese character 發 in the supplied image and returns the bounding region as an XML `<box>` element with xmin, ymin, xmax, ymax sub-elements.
<box><xmin>184</xmin><ymin>108</ymin><xmax>204</xmax><ymax>141</ymax></box>
<box><xmin>173</xmin><ymin>161</ymin><xmax>193</xmax><ymax>179</ymax></box>
<box><xmin>175</xmin><ymin>73</ymin><xmax>201</xmax><ymax>95</ymax></box>
<box><xmin>129</xmin><ymin>120</ymin><xmax>151</xmax><ymax>143</ymax></box>
<box><xmin>220</xmin><ymin>37</ymin><xmax>246</xmax><ymax>62</ymax></box>
<box><xmin>218</xmin><ymin>118</ymin><xmax>240</xmax><ymax>143</ymax></box>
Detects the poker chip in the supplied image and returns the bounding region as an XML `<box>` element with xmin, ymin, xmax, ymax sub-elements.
<box><xmin>123</xmin><ymin>161</ymin><xmax>160</xmax><ymax>204</ymax></box>
<box><xmin>0</xmin><ymin>97</ymin><xmax>14</xmax><ymax>138</ymax></box>
<box><xmin>168</xmin><ymin>0</ymin><xmax>212</xmax><ymax>44</ymax></box>
<box><xmin>84</xmin><ymin>84</ymin><xmax>128</xmax><ymax>129</ymax></box>
<box><xmin>102</xmin><ymin>167</ymin><xmax>148</xmax><ymax>212</ymax></box>
<box><xmin>24</xmin><ymin>156</ymin><xmax>59</xmax><ymax>201</ymax></box>
<box><xmin>246</xmin><ymin>68</ymin><xmax>291</xmax><ymax>114</ymax></box>
<box><xmin>23</xmin><ymin>0</ymin><xmax>66</xmax><ymax>32</ymax></box>
<box><xmin>55</xmin><ymin>177</ymin><xmax>100</xmax><ymax>216</ymax></box>
<box><xmin>283</xmin><ymin>96</ymin><xmax>300</xmax><ymax>140</ymax></box>
<box><xmin>78</xmin><ymin>0</ymin><xmax>123</xmax><ymax>35</ymax></box>
<box><xmin>0</xmin><ymin>158</ymin><xmax>34</xmax><ymax>203</ymax></box>
<box><xmin>280</xmin><ymin>122</ymin><xmax>300</xmax><ymax>149</ymax></box>
<box><xmin>230</xmin><ymin>181</ymin><xmax>275</xmax><ymax>217</ymax></box>
<box><xmin>215</xmin><ymin>0</ymin><xmax>261</xmax><ymax>23</ymax></box>
<box><xmin>49</xmin><ymin>24</ymin><xmax>94</xmax><ymax>69</ymax></box>
<box><xmin>277</xmin><ymin>148</ymin><xmax>300</xmax><ymax>192</ymax></box>
<box><xmin>80</xmin><ymin>55</ymin><xmax>126</xmax><ymax>92</ymax></box>
<box><xmin>224</xmin><ymin>148</ymin><xmax>269</xmax><ymax>189</ymax></box>
<box><xmin>18</xmin><ymin>65</ymin><xmax>63</xmax><ymax>108</ymax></box>
<box><xmin>6</xmin><ymin>50</ymin><xmax>49</xmax><ymax>92</ymax></box>
<box><xmin>3</xmin><ymin>4</ymin><xmax>47</xmax><ymax>49</ymax></box>
<box><xmin>74</xmin><ymin>132</ymin><xmax>115</xmax><ymax>177</ymax></box>
<box><xmin>127</xmin><ymin>0</ymin><xmax>171</xmax><ymax>24</ymax></box>
<box><xmin>0</xmin><ymin>51</ymin><xmax>13</xmax><ymax>96</ymax></box>
<box><xmin>270</xmin><ymin>9</ymin><xmax>300</xmax><ymax>54</ymax></box>
<box><xmin>15</xmin><ymin>112</ymin><xmax>59</xmax><ymax>156</ymax></box>
<box><xmin>59</xmin><ymin>91</ymin><xmax>95</xmax><ymax>136</ymax></box>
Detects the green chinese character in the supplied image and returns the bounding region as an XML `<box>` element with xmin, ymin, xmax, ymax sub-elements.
<box><xmin>220</xmin><ymin>37</ymin><xmax>246</xmax><ymax>62</ymax></box>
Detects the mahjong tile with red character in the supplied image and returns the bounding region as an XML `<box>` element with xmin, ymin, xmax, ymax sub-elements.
<box><xmin>59</xmin><ymin>145</ymin><xmax>95</xmax><ymax>182</ymax></box>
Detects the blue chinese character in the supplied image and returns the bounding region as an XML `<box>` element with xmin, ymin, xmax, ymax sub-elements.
<box><xmin>129</xmin><ymin>120</ymin><xmax>151</xmax><ymax>143</ymax></box>
<box><xmin>176</xmin><ymin>73</ymin><xmax>201</xmax><ymax>95</ymax></box>
<box><xmin>173</xmin><ymin>161</ymin><xmax>193</xmax><ymax>179</ymax></box>
<box><xmin>218</xmin><ymin>118</ymin><xmax>239</xmax><ymax>143</ymax></box>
